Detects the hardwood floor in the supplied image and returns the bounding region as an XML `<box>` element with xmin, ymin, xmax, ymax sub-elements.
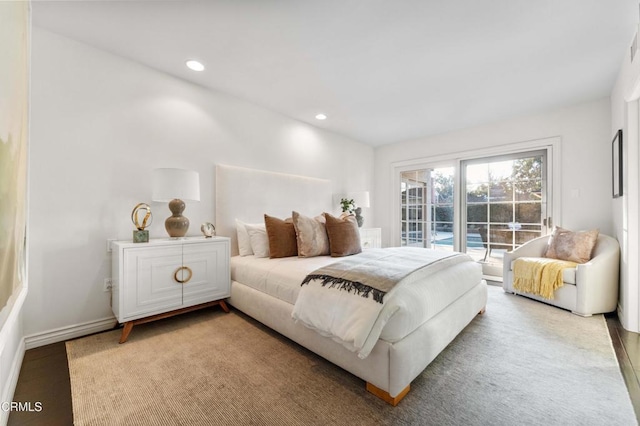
<box><xmin>7</xmin><ymin>315</ymin><xmax>640</xmax><ymax>425</ymax></box>
<box><xmin>8</xmin><ymin>342</ymin><xmax>72</xmax><ymax>426</ymax></box>
<box><xmin>606</xmin><ymin>313</ymin><xmax>640</xmax><ymax>420</ymax></box>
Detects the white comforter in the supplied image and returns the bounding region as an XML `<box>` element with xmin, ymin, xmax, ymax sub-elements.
<box><xmin>291</xmin><ymin>247</ymin><xmax>480</xmax><ymax>359</ymax></box>
<box><xmin>231</xmin><ymin>248</ymin><xmax>482</xmax><ymax>358</ymax></box>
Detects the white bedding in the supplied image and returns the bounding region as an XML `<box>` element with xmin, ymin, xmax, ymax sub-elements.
<box><xmin>231</xmin><ymin>255</ymin><xmax>335</xmax><ymax>305</ymax></box>
<box><xmin>294</xmin><ymin>248</ymin><xmax>480</xmax><ymax>358</ymax></box>
<box><xmin>231</xmin><ymin>248</ymin><xmax>482</xmax><ymax>355</ymax></box>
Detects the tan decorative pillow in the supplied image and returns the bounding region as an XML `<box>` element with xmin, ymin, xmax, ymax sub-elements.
<box><xmin>292</xmin><ymin>211</ymin><xmax>329</xmax><ymax>257</ymax></box>
<box><xmin>544</xmin><ymin>226</ymin><xmax>599</xmax><ymax>264</ymax></box>
<box><xmin>323</xmin><ymin>213</ymin><xmax>362</xmax><ymax>257</ymax></box>
<box><xmin>264</xmin><ymin>214</ymin><xmax>298</xmax><ymax>258</ymax></box>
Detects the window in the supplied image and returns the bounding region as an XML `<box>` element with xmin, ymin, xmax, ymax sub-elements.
<box><xmin>400</xmin><ymin>167</ymin><xmax>454</xmax><ymax>251</ymax></box>
<box><xmin>400</xmin><ymin>169</ymin><xmax>429</xmax><ymax>247</ymax></box>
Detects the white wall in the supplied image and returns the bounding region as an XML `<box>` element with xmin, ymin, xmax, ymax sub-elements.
<box><xmin>374</xmin><ymin>98</ymin><xmax>613</xmax><ymax>248</ymax></box>
<box><xmin>611</xmin><ymin>29</ymin><xmax>640</xmax><ymax>332</ymax></box>
<box><xmin>25</xmin><ymin>28</ymin><xmax>374</xmax><ymax>343</ymax></box>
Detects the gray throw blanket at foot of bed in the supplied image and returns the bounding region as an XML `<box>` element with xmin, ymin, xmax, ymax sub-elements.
<box><xmin>302</xmin><ymin>248</ymin><xmax>461</xmax><ymax>303</ymax></box>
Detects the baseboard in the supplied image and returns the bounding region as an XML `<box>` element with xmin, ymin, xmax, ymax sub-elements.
<box><xmin>24</xmin><ymin>317</ymin><xmax>116</xmax><ymax>350</ymax></box>
<box><xmin>618</xmin><ymin>303</ymin><xmax>623</xmax><ymax>323</ymax></box>
<box><xmin>616</xmin><ymin>303</ymin><xmax>638</xmax><ymax>333</ymax></box>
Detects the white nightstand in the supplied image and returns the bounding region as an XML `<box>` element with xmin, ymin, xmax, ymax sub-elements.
<box><xmin>111</xmin><ymin>236</ymin><xmax>230</xmax><ymax>343</ymax></box>
<box><xmin>359</xmin><ymin>228</ymin><xmax>382</xmax><ymax>249</ymax></box>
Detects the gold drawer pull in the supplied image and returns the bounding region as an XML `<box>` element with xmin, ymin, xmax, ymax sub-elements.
<box><xmin>174</xmin><ymin>266</ymin><xmax>193</xmax><ymax>284</ymax></box>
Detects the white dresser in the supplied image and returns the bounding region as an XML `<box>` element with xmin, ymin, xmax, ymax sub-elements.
<box><xmin>111</xmin><ymin>236</ymin><xmax>230</xmax><ymax>342</ymax></box>
<box><xmin>359</xmin><ymin>228</ymin><xmax>382</xmax><ymax>249</ymax></box>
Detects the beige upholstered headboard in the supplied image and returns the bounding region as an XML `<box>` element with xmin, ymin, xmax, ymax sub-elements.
<box><xmin>215</xmin><ymin>164</ymin><xmax>333</xmax><ymax>256</ymax></box>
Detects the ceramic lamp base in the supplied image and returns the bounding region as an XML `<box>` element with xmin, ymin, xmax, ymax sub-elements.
<box><xmin>165</xmin><ymin>198</ymin><xmax>189</xmax><ymax>238</ymax></box>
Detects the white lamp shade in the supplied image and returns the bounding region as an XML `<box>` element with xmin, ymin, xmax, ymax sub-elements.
<box><xmin>347</xmin><ymin>191</ymin><xmax>370</xmax><ymax>208</ymax></box>
<box><xmin>152</xmin><ymin>168</ymin><xmax>201</xmax><ymax>202</ymax></box>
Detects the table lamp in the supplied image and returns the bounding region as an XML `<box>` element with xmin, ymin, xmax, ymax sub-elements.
<box><xmin>152</xmin><ymin>168</ymin><xmax>200</xmax><ymax>238</ymax></box>
<box><xmin>348</xmin><ymin>191</ymin><xmax>370</xmax><ymax>227</ymax></box>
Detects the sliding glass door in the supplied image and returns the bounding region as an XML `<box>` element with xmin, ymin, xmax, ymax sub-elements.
<box><xmin>396</xmin><ymin>145</ymin><xmax>553</xmax><ymax>278</ymax></box>
<box><xmin>462</xmin><ymin>150</ymin><xmax>549</xmax><ymax>275</ymax></box>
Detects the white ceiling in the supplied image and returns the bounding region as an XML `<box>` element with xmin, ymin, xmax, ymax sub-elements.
<box><xmin>32</xmin><ymin>0</ymin><xmax>638</xmax><ymax>146</ymax></box>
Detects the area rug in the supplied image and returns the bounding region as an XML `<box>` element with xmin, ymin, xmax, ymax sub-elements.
<box><xmin>67</xmin><ymin>286</ymin><xmax>636</xmax><ymax>425</ymax></box>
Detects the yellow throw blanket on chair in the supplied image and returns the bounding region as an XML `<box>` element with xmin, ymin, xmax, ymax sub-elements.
<box><xmin>512</xmin><ymin>258</ymin><xmax>578</xmax><ymax>300</ymax></box>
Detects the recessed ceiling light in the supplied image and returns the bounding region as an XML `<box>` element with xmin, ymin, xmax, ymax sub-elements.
<box><xmin>186</xmin><ymin>60</ymin><xmax>205</xmax><ymax>72</ymax></box>
<box><xmin>315</xmin><ymin>113</ymin><xmax>327</xmax><ymax>120</ymax></box>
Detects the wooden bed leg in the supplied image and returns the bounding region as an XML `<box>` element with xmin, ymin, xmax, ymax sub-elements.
<box><xmin>478</xmin><ymin>307</ymin><xmax>486</xmax><ymax>315</ymax></box>
<box><xmin>366</xmin><ymin>382</ymin><xmax>410</xmax><ymax>406</ymax></box>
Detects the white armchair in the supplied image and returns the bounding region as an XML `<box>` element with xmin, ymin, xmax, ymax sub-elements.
<box><xmin>503</xmin><ymin>233</ymin><xmax>620</xmax><ymax>316</ymax></box>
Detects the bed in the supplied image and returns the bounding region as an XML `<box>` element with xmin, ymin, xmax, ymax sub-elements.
<box><xmin>215</xmin><ymin>164</ymin><xmax>488</xmax><ymax>405</ymax></box>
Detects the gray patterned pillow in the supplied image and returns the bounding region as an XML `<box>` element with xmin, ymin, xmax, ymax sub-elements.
<box><xmin>544</xmin><ymin>226</ymin><xmax>599</xmax><ymax>264</ymax></box>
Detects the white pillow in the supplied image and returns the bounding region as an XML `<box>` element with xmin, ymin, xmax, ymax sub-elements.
<box><xmin>235</xmin><ymin>219</ymin><xmax>254</xmax><ymax>256</ymax></box>
<box><xmin>245</xmin><ymin>223</ymin><xmax>270</xmax><ymax>258</ymax></box>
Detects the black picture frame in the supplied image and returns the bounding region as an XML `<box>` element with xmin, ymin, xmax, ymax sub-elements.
<box><xmin>612</xmin><ymin>129</ymin><xmax>623</xmax><ymax>198</ymax></box>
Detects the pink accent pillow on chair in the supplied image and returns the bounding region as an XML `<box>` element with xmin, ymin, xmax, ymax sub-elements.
<box><xmin>544</xmin><ymin>226</ymin><xmax>599</xmax><ymax>264</ymax></box>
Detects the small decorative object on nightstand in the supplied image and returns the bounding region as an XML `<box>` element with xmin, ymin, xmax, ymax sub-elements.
<box><xmin>351</xmin><ymin>192</ymin><xmax>370</xmax><ymax>227</ymax></box>
<box><xmin>201</xmin><ymin>222</ymin><xmax>215</xmax><ymax>238</ymax></box>
<box><xmin>131</xmin><ymin>203</ymin><xmax>153</xmax><ymax>243</ymax></box>
<box><xmin>354</xmin><ymin>207</ymin><xmax>364</xmax><ymax>227</ymax></box>
<box><xmin>360</xmin><ymin>227</ymin><xmax>381</xmax><ymax>249</ymax></box>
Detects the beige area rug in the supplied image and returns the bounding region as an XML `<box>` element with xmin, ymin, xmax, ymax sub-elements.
<box><xmin>67</xmin><ymin>286</ymin><xmax>637</xmax><ymax>425</ymax></box>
